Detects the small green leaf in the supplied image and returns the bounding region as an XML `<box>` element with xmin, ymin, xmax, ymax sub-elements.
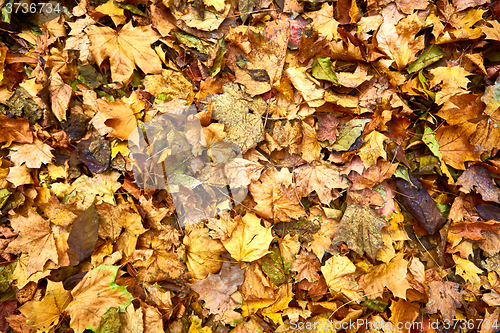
<box><xmin>262</xmin><ymin>246</ymin><xmax>290</xmax><ymax>285</ymax></box>
<box><xmin>407</xmin><ymin>44</ymin><xmax>445</xmax><ymax>74</ymax></box>
<box><xmin>97</xmin><ymin>307</ymin><xmax>122</xmax><ymax>333</ymax></box>
<box><xmin>422</xmin><ymin>125</ymin><xmax>443</xmax><ymax>160</ymax></box>
<box><xmin>312</xmin><ymin>57</ymin><xmax>338</xmax><ymax>83</ymax></box>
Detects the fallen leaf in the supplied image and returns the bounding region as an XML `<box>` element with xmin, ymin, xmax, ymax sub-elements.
<box><xmin>285</xmin><ymin>67</ymin><xmax>325</xmax><ymax>108</ymax></box>
<box><xmin>49</xmin><ymin>73</ymin><xmax>72</xmax><ymax>122</ymax></box>
<box><xmin>358</xmin><ymin>252</ymin><xmax>411</xmax><ymax>299</ymax></box>
<box><xmin>429</xmin><ymin>66</ymin><xmax>472</xmax><ymax>105</ymax></box>
<box><xmin>453</xmin><ymin>254</ymin><xmax>483</xmax><ymax>284</ymax></box>
<box><xmin>358</xmin><ymin>131</ymin><xmax>388</xmax><ymax>169</ymax></box>
<box><xmin>435</xmin><ymin>125</ymin><xmax>481</xmax><ymax>170</ymax></box>
<box><xmin>87</xmin><ymin>21</ymin><xmax>162</xmax><ymax>84</ymax></box>
<box><xmin>190</xmin><ymin>262</ymin><xmax>244</xmax><ymax>318</ymax></box>
<box><xmin>321</xmin><ymin>254</ymin><xmax>359</xmax><ymax>300</ymax></box>
<box><xmin>221</xmin><ymin>212</ymin><xmax>273</xmax><ymax>262</ymax></box>
<box><xmin>330</xmin><ymin>204</ymin><xmax>388</xmax><ymax>258</ymax></box>
<box><xmin>457</xmin><ymin>164</ymin><xmax>500</xmax><ymax>204</ymax></box>
<box><xmin>183</xmin><ymin>228</ymin><xmax>225</xmax><ymax>280</ymax></box>
<box><xmin>305</xmin><ymin>3</ymin><xmax>339</xmax><ymax>41</ymax></box>
<box><xmin>9</xmin><ymin>139</ymin><xmax>53</xmax><ymax>169</ymax></box>
<box><xmin>19</xmin><ymin>281</ymin><xmax>72</xmax><ymax>332</ymax></box>
<box><xmin>67</xmin><ymin>204</ymin><xmax>99</xmax><ymax>266</ymax></box>
<box><xmin>6</xmin><ymin>209</ymin><xmax>59</xmax><ymax>275</ymax></box>
<box><xmin>0</xmin><ymin>115</ymin><xmax>33</xmax><ymax>147</ymax></box>
<box><xmin>65</xmin><ymin>265</ymin><xmax>133</xmax><ymax>333</ymax></box>
<box><xmin>425</xmin><ymin>281</ymin><xmax>463</xmax><ymax>321</ymax></box>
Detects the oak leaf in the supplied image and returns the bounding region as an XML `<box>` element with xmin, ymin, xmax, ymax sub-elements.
<box><xmin>482</xmin><ymin>20</ymin><xmax>500</xmax><ymax>41</ymax></box>
<box><xmin>221</xmin><ymin>212</ymin><xmax>273</xmax><ymax>262</ymax></box>
<box><xmin>330</xmin><ymin>205</ymin><xmax>388</xmax><ymax>258</ymax></box>
<box><xmin>87</xmin><ymin>21</ymin><xmax>162</xmax><ymax>84</ymax></box>
<box><xmin>65</xmin><ymin>265</ymin><xmax>133</xmax><ymax>333</ymax></box>
<box><xmin>6</xmin><ymin>209</ymin><xmax>59</xmax><ymax>275</ymax></box>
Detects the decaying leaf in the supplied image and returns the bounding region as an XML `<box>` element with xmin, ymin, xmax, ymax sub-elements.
<box><xmin>330</xmin><ymin>205</ymin><xmax>388</xmax><ymax>258</ymax></box>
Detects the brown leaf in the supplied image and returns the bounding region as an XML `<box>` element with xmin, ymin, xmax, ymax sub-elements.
<box><xmin>49</xmin><ymin>73</ymin><xmax>72</xmax><ymax>122</ymax></box>
<box><xmin>395</xmin><ymin>175</ymin><xmax>446</xmax><ymax>234</ymax></box>
<box><xmin>291</xmin><ymin>250</ymin><xmax>321</xmax><ymax>283</ymax></box>
<box><xmin>330</xmin><ymin>204</ymin><xmax>388</xmax><ymax>258</ymax></box>
<box><xmin>67</xmin><ymin>204</ymin><xmax>99</xmax><ymax>266</ymax></box>
<box><xmin>6</xmin><ymin>209</ymin><xmax>59</xmax><ymax>275</ymax></box>
<box><xmin>425</xmin><ymin>281</ymin><xmax>463</xmax><ymax>321</ymax></box>
<box><xmin>190</xmin><ymin>262</ymin><xmax>244</xmax><ymax>318</ymax></box>
<box><xmin>435</xmin><ymin>125</ymin><xmax>482</xmax><ymax>170</ymax></box>
<box><xmin>0</xmin><ymin>115</ymin><xmax>33</xmax><ymax>147</ymax></box>
<box><xmin>457</xmin><ymin>164</ymin><xmax>500</xmax><ymax>203</ymax></box>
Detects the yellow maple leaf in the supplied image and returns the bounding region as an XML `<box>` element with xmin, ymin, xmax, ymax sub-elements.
<box><xmin>94</xmin><ymin>0</ymin><xmax>127</xmax><ymax>26</ymax></box>
<box><xmin>19</xmin><ymin>281</ymin><xmax>72</xmax><ymax>333</ymax></box>
<box><xmin>376</xmin><ymin>14</ymin><xmax>425</xmax><ymax>70</ymax></box>
<box><xmin>184</xmin><ymin>228</ymin><xmax>225</xmax><ymax>280</ymax></box>
<box><xmin>359</xmin><ymin>252</ymin><xmax>411</xmax><ymax>299</ymax></box>
<box><xmin>305</xmin><ymin>3</ymin><xmax>339</xmax><ymax>41</ymax></box>
<box><xmin>9</xmin><ymin>139</ymin><xmax>53</xmax><ymax>169</ymax></box>
<box><xmin>453</xmin><ymin>254</ymin><xmax>483</xmax><ymax>285</ymax></box>
<box><xmin>321</xmin><ymin>254</ymin><xmax>360</xmax><ymax>301</ymax></box>
<box><xmin>429</xmin><ymin>66</ymin><xmax>472</xmax><ymax>105</ymax></box>
<box><xmin>87</xmin><ymin>21</ymin><xmax>162</xmax><ymax>84</ymax></box>
<box><xmin>358</xmin><ymin>131</ymin><xmax>388</xmax><ymax>169</ymax></box>
<box><xmin>6</xmin><ymin>209</ymin><xmax>59</xmax><ymax>275</ymax></box>
<box><xmin>65</xmin><ymin>265</ymin><xmax>133</xmax><ymax>333</ymax></box>
<box><xmin>221</xmin><ymin>212</ymin><xmax>273</xmax><ymax>262</ymax></box>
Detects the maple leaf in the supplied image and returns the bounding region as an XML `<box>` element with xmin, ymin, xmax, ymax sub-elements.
<box><xmin>65</xmin><ymin>265</ymin><xmax>133</xmax><ymax>333</ymax></box>
<box><xmin>330</xmin><ymin>205</ymin><xmax>388</xmax><ymax>258</ymax></box>
<box><xmin>389</xmin><ymin>299</ymin><xmax>420</xmax><ymax>332</ymax></box>
<box><xmin>221</xmin><ymin>212</ymin><xmax>273</xmax><ymax>262</ymax></box>
<box><xmin>294</xmin><ymin>162</ymin><xmax>349</xmax><ymax>204</ymax></box>
<box><xmin>285</xmin><ymin>67</ymin><xmax>325</xmax><ymax>108</ymax></box>
<box><xmin>435</xmin><ymin>125</ymin><xmax>481</xmax><ymax>170</ymax></box>
<box><xmin>429</xmin><ymin>67</ymin><xmax>472</xmax><ymax>105</ymax></box>
<box><xmin>190</xmin><ymin>263</ymin><xmax>244</xmax><ymax>319</ymax></box>
<box><xmin>49</xmin><ymin>73</ymin><xmax>72</xmax><ymax>122</ymax></box>
<box><xmin>358</xmin><ymin>131</ymin><xmax>388</xmax><ymax>169</ymax></box>
<box><xmin>292</xmin><ymin>250</ymin><xmax>321</xmax><ymax>283</ymax></box>
<box><xmin>86</xmin><ymin>21</ymin><xmax>162</xmax><ymax>84</ymax></box>
<box><xmin>94</xmin><ymin>0</ymin><xmax>127</xmax><ymax>26</ymax></box>
<box><xmin>358</xmin><ymin>252</ymin><xmax>411</xmax><ymax>299</ymax></box>
<box><xmin>6</xmin><ymin>209</ymin><xmax>59</xmax><ymax>275</ymax></box>
<box><xmin>453</xmin><ymin>254</ymin><xmax>483</xmax><ymax>285</ymax></box>
<box><xmin>336</xmin><ymin>64</ymin><xmax>373</xmax><ymax>88</ymax></box>
<box><xmin>143</xmin><ymin>69</ymin><xmax>194</xmax><ymax>102</ymax></box>
<box><xmin>425</xmin><ymin>281</ymin><xmax>463</xmax><ymax>321</ymax></box>
<box><xmin>95</xmin><ymin>97</ymin><xmax>141</xmax><ymax>141</ymax></box>
<box><xmin>317</xmin><ymin>113</ymin><xmax>339</xmax><ymax>144</ymax></box>
<box><xmin>224</xmin><ymin>158</ymin><xmax>265</xmax><ymax>188</ymax></box>
<box><xmin>183</xmin><ymin>228</ymin><xmax>225</xmax><ymax>280</ymax></box>
<box><xmin>375</xmin><ymin>14</ymin><xmax>425</xmax><ymax>70</ymax></box>
<box><xmin>72</xmin><ymin>171</ymin><xmax>121</xmax><ymax>208</ymax></box>
<box><xmin>0</xmin><ymin>115</ymin><xmax>33</xmax><ymax>147</ymax></box>
<box><xmin>249</xmin><ymin>167</ymin><xmax>305</xmax><ymax>222</ymax></box>
<box><xmin>320</xmin><ymin>254</ymin><xmax>359</xmax><ymax>300</ymax></box>
<box><xmin>482</xmin><ymin>20</ymin><xmax>500</xmax><ymax>41</ymax></box>
<box><xmin>6</xmin><ymin>164</ymin><xmax>33</xmax><ymax>187</ymax></box>
<box><xmin>305</xmin><ymin>3</ymin><xmax>339</xmax><ymax>41</ymax></box>
<box><xmin>9</xmin><ymin>139</ymin><xmax>53</xmax><ymax>168</ymax></box>
<box><xmin>119</xmin><ymin>304</ymin><xmax>143</xmax><ymax>333</ymax></box>
<box><xmin>19</xmin><ymin>281</ymin><xmax>72</xmax><ymax>332</ymax></box>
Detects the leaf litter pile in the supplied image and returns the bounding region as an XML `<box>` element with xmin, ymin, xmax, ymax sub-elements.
<box><xmin>2</xmin><ymin>0</ymin><xmax>500</xmax><ymax>332</ymax></box>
